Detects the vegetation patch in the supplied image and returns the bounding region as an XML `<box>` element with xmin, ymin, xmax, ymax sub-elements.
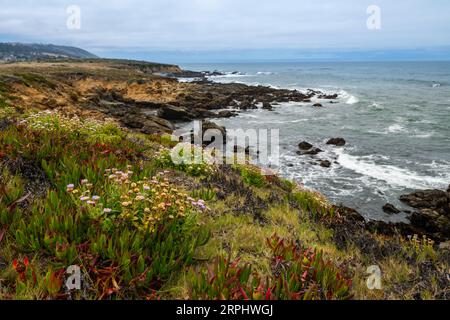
<box><xmin>189</xmin><ymin>234</ymin><xmax>352</xmax><ymax>300</ymax></box>
<box><xmin>0</xmin><ymin>108</ymin><xmax>448</xmax><ymax>300</ymax></box>
<box><xmin>14</xmin><ymin>73</ymin><xmax>57</xmax><ymax>90</ymax></box>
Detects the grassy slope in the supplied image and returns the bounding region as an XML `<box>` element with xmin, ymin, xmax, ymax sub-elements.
<box><xmin>0</xmin><ymin>64</ymin><xmax>448</xmax><ymax>300</ymax></box>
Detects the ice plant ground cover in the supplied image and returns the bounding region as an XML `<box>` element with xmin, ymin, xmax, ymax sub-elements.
<box><xmin>0</xmin><ymin>109</ymin><xmax>449</xmax><ymax>300</ymax></box>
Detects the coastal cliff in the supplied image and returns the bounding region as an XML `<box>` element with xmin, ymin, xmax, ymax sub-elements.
<box><xmin>0</xmin><ymin>59</ymin><xmax>448</xmax><ymax>300</ymax></box>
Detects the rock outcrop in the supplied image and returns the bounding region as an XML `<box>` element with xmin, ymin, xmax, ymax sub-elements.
<box><xmin>298</xmin><ymin>141</ymin><xmax>313</xmax><ymax>151</ymax></box>
<box><xmin>157</xmin><ymin>105</ymin><xmax>193</xmax><ymax>121</ymax></box>
<box><xmin>399</xmin><ymin>187</ymin><xmax>450</xmax><ymax>241</ymax></box>
<box><xmin>382</xmin><ymin>203</ymin><xmax>401</xmax><ymax>214</ymax></box>
<box><xmin>366</xmin><ymin>186</ymin><xmax>450</xmax><ymax>242</ymax></box>
<box><xmin>327</xmin><ymin>138</ymin><xmax>346</xmax><ymax>146</ymax></box>
<box><xmin>298</xmin><ymin>147</ymin><xmax>323</xmax><ymax>156</ymax></box>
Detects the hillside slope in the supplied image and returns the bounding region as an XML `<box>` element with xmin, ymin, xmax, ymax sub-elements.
<box><xmin>0</xmin><ymin>43</ymin><xmax>98</xmax><ymax>62</ymax></box>
<box><xmin>0</xmin><ymin>60</ymin><xmax>448</xmax><ymax>300</ymax></box>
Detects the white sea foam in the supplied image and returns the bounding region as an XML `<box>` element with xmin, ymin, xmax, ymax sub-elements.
<box><xmin>336</xmin><ymin>90</ymin><xmax>360</xmax><ymax>105</ymax></box>
<box><xmin>412</xmin><ymin>131</ymin><xmax>434</xmax><ymax>138</ymax></box>
<box><xmin>335</xmin><ymin>149</ymin><xmax>449</xmax><ymax>189</ymax></box>
<box><xmin>346</xmin><ymin>96</ymin><xmax>359</xmax><ymax>105</ymax></box>
<box><xmin>387</xmin><ymin>124</ymin><xmax>406</xmax><ymax>133</ymax></box>
<box><xmin>369</xmin><ymin>102</ymin><xmax>384</xmax><ymax>110</ymax></box>
<box><xmin>208</xmin><ymin>71</ymin><xmax>250</xmax><ymax>78</ymax></box>
<box><xmin>177</xmin><ymin>77</ymin><xmax>199</xmax><ymax>83</ymax></box>
<box><xmin>256</xmin><ymin>71</ymin><xmax>275</xmax><ymax>75</ymax></box>
<box><xmin>248</xmin><ymin>118</ymin><xmax>308</xmax><ymax>125</ymax></box>
<box><xmin>223</xmin><ymin>73</ymin><xmax>249</xmax><ymax>78</ymax></box>
<box><xmin>369</xmin><ymin>123</ymin><xmax>408</xmax><ymax>135</ymax></box>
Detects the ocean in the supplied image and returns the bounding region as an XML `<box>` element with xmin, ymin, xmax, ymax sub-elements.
<box><xmin>180</xmin><ymin>61</ymin><xmax>450</xmax><ymax>221</ymax></box>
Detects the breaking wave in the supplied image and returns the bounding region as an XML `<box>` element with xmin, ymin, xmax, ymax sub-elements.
<box><xmin>335</xmin><ymin>149</ymin><xmax>449</xmax><ymax>190</ymax></box>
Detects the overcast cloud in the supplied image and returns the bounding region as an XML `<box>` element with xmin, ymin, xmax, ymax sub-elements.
<box><xmin>0</xmin><ymin>0</ymin><xmax>449</xmax><ymax>60</ymax></box>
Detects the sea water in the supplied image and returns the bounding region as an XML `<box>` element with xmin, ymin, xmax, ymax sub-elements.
<box><xmin>181</xmin><ymin>61</ymin><xmax>450</xmax><ymax>221</ymax></box>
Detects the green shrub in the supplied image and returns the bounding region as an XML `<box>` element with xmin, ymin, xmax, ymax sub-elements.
<box><xmin>0</xmin><ymin>170</ymin><xmax>25</xmax><ymax>226</ymax></box>
<box><xmin>156</xmin><ymin>145</ymin><xmax>213</xmax><ymax>177</ymax></box>
<box><xmin>288</xmin><ymin>191</ymin><xmax>335</xmax><ymax>220</ymax></box>
<box><xmin>235</xmin><ymin>165</ymin><xmax>266</xmax><ymax>188</ymax></box>
<box><xmin>190</xmin><ymin>188</ymin><xmax>216</xmax><ymax>202</ymax></box>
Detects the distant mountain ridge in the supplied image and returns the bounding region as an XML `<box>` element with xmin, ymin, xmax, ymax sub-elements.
<box><xmin>0</xmin><ymin>43</ymin><xmax>98</xmax><ymax>62</ymax></box>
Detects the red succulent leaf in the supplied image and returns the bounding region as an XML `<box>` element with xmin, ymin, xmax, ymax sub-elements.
<box><xmin>265</xmin><ymin>287</ymin><xmax>272</xmax><ymax>300</ymax></box>
<box><xmin>239</xmin><ymin>287</ymin><xmax>249</xmax><ymax>300</ymax></box>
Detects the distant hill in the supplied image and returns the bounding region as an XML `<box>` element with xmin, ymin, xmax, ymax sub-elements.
<box><xmin>0</xmin><ymin>43</ymin><xmax>98</xmax><ymax>62</ymax></box>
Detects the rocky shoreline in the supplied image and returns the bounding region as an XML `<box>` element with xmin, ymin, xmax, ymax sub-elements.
<box><xmin>1</xmin><ymin>60</ymin><xmax>448</xmax><ymax>243</ymax></box>
<box><xmin>83</xmin><ymin>80</ymin><xmax>335</xmax><ymax>135</ymax></box>
<box><xmin>295</xmin><ymin>138</ymin><xmax>449</xmax><ymax>243</ymax></box>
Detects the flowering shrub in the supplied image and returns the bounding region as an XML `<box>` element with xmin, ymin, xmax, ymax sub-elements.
<box><xmin>404</xmin><ymin>234</ymin><xmax>436</xmax><ymax>262</ymax></box>
<box><xmin>3</xmin><ymin>113</ymin><xmax>211</xmax><ymax>298</ymax></box>
<box><xmin>67</xmin><ymin>168</ymin><xmax>209</xmax><ymax>234</ymax></box>
<box><xmin>11</xmin><ymin>169</ymin><xmax>210</xmax><ymax>296</ymax></box>
<box><xmin>156</xmin><ymin>145</ymin><xmax>214</xmax><ymax>176</ymax></box>
<box><xmin>0</xmin><ymin>105</ymin><xmax>15</xmax><ymax>120</ymax></box>
<box><xmin>189</xmin><ymin>234</ymin><xmax>352</xmax><ymax>300</ymax></box>
<box><xmin>21</xmin><ymin>110</ymin><xmax>124</xmax><ymax>144</ymax></box>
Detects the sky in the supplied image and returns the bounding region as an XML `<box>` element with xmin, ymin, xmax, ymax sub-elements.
<box><xmin>1</xmin><ymin>0</ymin><xmax>450</xmax><ymax>62</ymax></box>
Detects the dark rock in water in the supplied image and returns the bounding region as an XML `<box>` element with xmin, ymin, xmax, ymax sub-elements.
<box><xmin>318</xmin><ymin>93</ymin><xmax>338</xmax><ymax>100</ymax></box>
<box><xmin>192</xmin><ymin>108</ymin><xmax>216</xmax><ymax>118</ymax></box>
<box><xmin>400</xmin><ymin>189</ymin><xmax>448</xmax><ymax>210</ymax></box>
<box><xmin>240</xmin><ymin>100</ymin><xmax>257</xmax><ymax>110</ymax></box>
<box><xmin>327</xmin><ymin>138</ymin><xmax>346</xmax><ymax>146</ymax></box>
<box><xmin>157</xmin><ymin>105</ymin><xmax>193</xmax><ymax>121</ymax></box>
<box><xmin>319</xmin><ymin>160</ymin><xmax>332</xmax><ymax>168</ymax></box>
<box><xmin>383</xmin><ymin>203</ymin><xmax>401</xmax><ymax>214</ymax></box>
<box><xmin>313</xmin><ymin>103</ymin><xmax>323</xmax><ymax>108</ymax></box>
<box><xmin>201</xmin><ymin>120</ymin><xmax>227</xmax><ymax>139</ymax></box>
<box><xmin>217</xmin><ymin>110</ymin><xmax>237</xmax><ymax>118</ymax></box>
<box><xmin>190</xmin><ymin>120</ymin><xmax>227</xmax><ymax>145</ymax></box>
<box><xmin>298</xmin><ymin>141</ymin><xmax>313</xmax><ymax>150</ymax></box>
<box><xmin>262</xmin><ymin>102</ymin><xmax>273</xmax><ymax>110</ymax></box>
<box><xmin>298</xmin><ymin>147</ymin><xmax>323</xmax><ymax>156</ymax></box>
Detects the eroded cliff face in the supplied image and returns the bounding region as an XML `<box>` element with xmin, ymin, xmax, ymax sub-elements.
<box><xmin>0</xmin><ymin>59</ymin><xmax>330</xmax><ymax>135</ymax></box>
<box><xmin>0</xmin><ymin>60</ymin><xmax>190</xmax><ymax>131</ymax></box>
